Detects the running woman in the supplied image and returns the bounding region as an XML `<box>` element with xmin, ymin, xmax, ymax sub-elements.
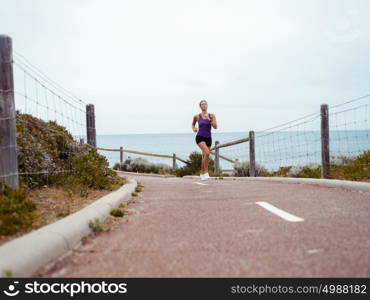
<box><xmin>192</xmin><ymin>100</ymin><xmax>218</xmax><ymax>180</ymax></box>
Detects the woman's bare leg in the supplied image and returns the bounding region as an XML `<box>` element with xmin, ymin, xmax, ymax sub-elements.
<box><xmin>203</xmin><ymin>146</ymin><xmax>211</xmax><ymax>173</ymax></box>
<box><xmin>197</xmin><ymin>142</ymin><xmax>203</xmax><ymax>174</ymax></box>
<box><xmin>197</xmin><ymin>141</ymin><xmax>210</xmax><ymax>175</ymax></box>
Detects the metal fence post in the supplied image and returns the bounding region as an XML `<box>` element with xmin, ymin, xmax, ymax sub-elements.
<box><xmin>249</xmin><ymin>131</ymin><xmax>256</xmax><ymax>177</ymax></box>
<box><xmin>214</xmin><ymin>141</ymin><xmax>220</xmax><ymax>174</ymax></box>
<box><xmin>321</xmin><ymin>104</ymin><xmax>330</xmax><ymax>178</ymax></box>
<box><xmin>0</xmin><ymin>35</ymin><xmax>19</xmax><ymax>189</ymax></box>
<box><xmin>86</xmin><ymin>104</ymin><xmax>96</xmax><ymax>147</ymax></box>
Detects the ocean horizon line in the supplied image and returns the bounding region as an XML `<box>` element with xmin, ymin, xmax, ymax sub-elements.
<box><xmin>96</xmin><ymin>131</ymin><xmax>248</xmax><ymax>136</ymax></box>
<box><xmin>95</xmin><ymin>129</ymin><xmax>369</xmax><ymax>136</ymax></box>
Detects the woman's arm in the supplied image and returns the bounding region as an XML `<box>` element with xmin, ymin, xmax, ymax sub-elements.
<box><xmin>192</xmin><ymin>115</ymin><xmax>198</xmax><ymax>133</ymax></box>
<box><xmin>210</xmin><ymin>113</ymin><xmax>218</xmax><ymax>129</ymax></box>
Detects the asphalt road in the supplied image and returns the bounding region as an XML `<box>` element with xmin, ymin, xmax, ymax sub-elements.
<box><xmin>41</xmin><ymin>175</ymin><xmax>370</xmax><ymax>277</ymax></box>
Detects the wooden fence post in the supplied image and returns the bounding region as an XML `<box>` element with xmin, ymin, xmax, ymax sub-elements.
<box><xmin>172</xmin><ymin>153</ymin><xmax>176</xmax><ymax>170</ymax></box>
<box><xmin>249</xmin><ymin>130</ymin><xmax>256</xmax><ymax>177</ymax></box>
<box><xmin>321</xmin><ymin>104</ymin><xmax>330</xmax><ymax>178</ymax></box>
<box><xmin>86</xmin><ymin>104</ymin><xmax>96</xmax><ymax>147</ymax></box>
<box><xmin>120</xmin><ymin>146</ymin><xmax>124</xmax><ymax>164</ymax></box>
<box><xmin>214</xmin><ymin>141</ymin><xmax>220</xmax><ymax>174</ymax></box>
<box><xmin>0</xmin><ymin>35</ymin><xmax>19</xmax><ymax>189</ymax></box>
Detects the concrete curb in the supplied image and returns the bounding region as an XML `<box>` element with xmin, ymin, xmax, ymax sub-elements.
<box><xmin>0</xmin><ymin>180</ymin><xmax>137</xmax><ymax>278</ymax></box>
<box><xmin>183</xmin><ymin>175</ymin><xmax>370</xmax><ymax>194</ymax></box>
<box><xmin>115</xmin><ymin>170</ymin><xmax>176</xmax><ymax>178</ymax></box>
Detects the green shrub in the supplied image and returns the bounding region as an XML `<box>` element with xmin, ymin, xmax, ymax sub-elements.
<box><xmin>16</xmin><ymin>112</ymin><xmax>124</xmax><ymax>192</ymax></box>
<box><xmin>119</xmin><ymin>202</ymin><xmax>127</xmax><ymax>209</ymax></box>
<box><xmin>110</xmin><ymin>208</ymin><xmax>124</xmax><ymax>217</ymax></box>
<box><xmin>286</xmin><ymin>163</ymin><xmax>321</xmax><ymax>178</ymax></box>
<box><xmin>113</xmin><ymin>157</ymin><xmax>172</xmax><ymax>174</ymax></box>
<box><xmin>232</xmin><ymin>160</ymin><xmax>267</xmax><ymax>177</ymax></box>
<box><xmin>16</xmin><ymin>113</ymin><xmax>77</xmax><ymax>189</ymax></box>
<box><xmin>88</xmin><ymin>218</ymin><xmax>110</xmax><ymax>232</ymax></box>
<box><xmin>329</xmin><ymin>150</ymin><xmax>370</xmax><ymax>181</ymax></box>
<box><xmin>67</xmin><ymin>145</ymin><xmax>123</xmax><ymax>190</ymax></box>
<box><xmin>259</xmin><ymin>150</ymin><xmax>369</xmax><ymax>181</ymax></box>
<box><xmin>330</xmin><ymin>154</ymin><xmax>356</xmax><ymax>166</ymax></box>
<box><xmin>0</xmin><ymin>182</ymin><xmax>36</xmax><ymax>235</ymax></box>
<box><xmin>2</xmin><ymin>269</ymin><xmax>13</xmax><ymax>277</ymax></box>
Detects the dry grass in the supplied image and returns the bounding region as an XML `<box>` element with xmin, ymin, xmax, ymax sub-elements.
<box><xmin>0</xmin><ymin>177</ymin><xmax>129</xmax><ymax>247</ymax></box>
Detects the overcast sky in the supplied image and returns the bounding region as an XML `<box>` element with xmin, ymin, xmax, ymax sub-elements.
<box><xmin>1</xmin><ymin>0</ymin><xmax>369</xmax><ymax>134</ymax></box>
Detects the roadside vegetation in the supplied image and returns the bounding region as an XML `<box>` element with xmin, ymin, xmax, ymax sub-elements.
<box><xmin>0</xmin><ymin>112</ymin><xmax>127</xmax><ymax>242</ymax></box>
<box><xmin>113</xmin><ymin>157</ymin><xmax>172</xmax><ymax>175</ymax></box>
<box><xmin>236</xmin><ymin>150</ymin><xmax>369</xmax><ymax>182</ymax></box>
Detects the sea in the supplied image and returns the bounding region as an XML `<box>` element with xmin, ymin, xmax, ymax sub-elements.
<box><xmin>95</xmin><ymin>130</ymin><xmax>370</xmax><ymax>172</ymax></box>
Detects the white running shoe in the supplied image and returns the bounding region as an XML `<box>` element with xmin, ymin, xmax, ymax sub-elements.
<box><xmin>204</xmin><ymin>173</ymin><xmax>210</xmax><ymax>179</ymax></box>
<box><xmin>200</xmin><ymin>173</ymin><xmax>205</xmax><ymax>180</ymax></box>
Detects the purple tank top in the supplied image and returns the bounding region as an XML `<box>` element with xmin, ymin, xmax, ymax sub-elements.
<box><xmin>197</xmin><ymin>113</ymin><xmax>212</xmax><ymax>138</ymax></box>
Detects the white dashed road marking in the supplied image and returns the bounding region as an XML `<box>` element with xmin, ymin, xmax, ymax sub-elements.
<box><xmin>256</xmin><ymin>201</ymin><xmax>304</xmax><ymax>222</ymax></box>
<box><xmin>195</xmin><ymin>182</ymin><xmax>208</xmax><ymax>185</ymax></box>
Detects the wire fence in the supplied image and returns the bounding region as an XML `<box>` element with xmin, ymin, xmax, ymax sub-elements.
<box><xmin>215</xmin><ymin>95</ymin><xmax>370</xmax><ymax>176</ymax></box>
<box><xmin>0</xmin><ymin>35</ymin><xmax>92</xmax><ymax>189</ymax></box>
<box><xmin>253</xmin><ymin>113</ymin><xmax>321</xmax><ymax>172</ymax></box>
<box><xmin>12</xmin><ymin>54</ymin><xmax>89</xmax><ymax>186</ymax></box>
<box><xmin>329</xmin><ymin>95</ymin><xmax>370</xmax><ymax>161</ymax></box>
<box><xmin>13</xmin><ymin>54</ymin><xmax>87</xmax><ymax>140</ymax></box>
<box><xmin>0</xmin><ymin>36</ymin><xmax>180</xmax><ymax>188</ymax></box>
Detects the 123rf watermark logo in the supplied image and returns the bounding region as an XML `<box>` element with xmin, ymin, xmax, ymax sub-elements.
<box><xmin>3</xmin><ymin>280</ymin><xmax>127</xmax><ymax>297</ymax></box>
